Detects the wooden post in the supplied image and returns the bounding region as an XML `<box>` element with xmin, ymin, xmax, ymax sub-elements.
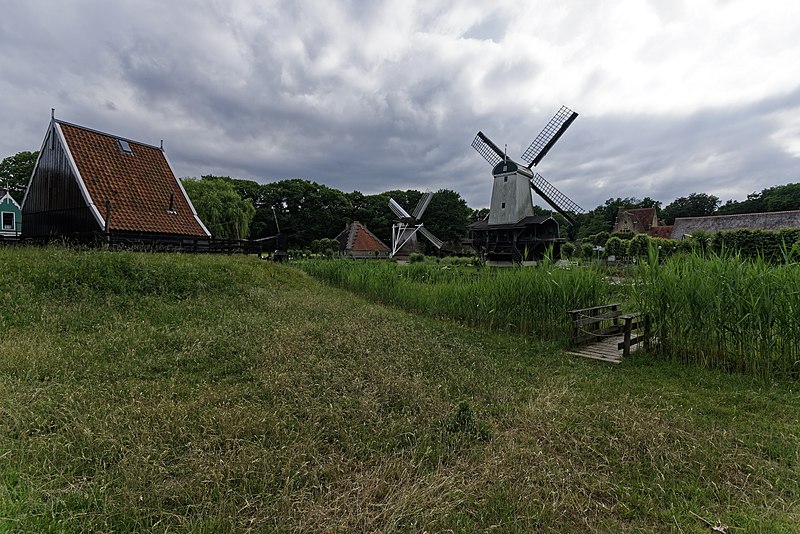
<box><xmin>611</xmin><ymin>304</ymin><xmax>619</xmax><ymax>328</ymax></box>
<box><xmin>644</xmin><ymin>314</ymin><xmax>652</xmax><ymax>350</ymax></box>
<box><xmin>570</xmin><ymin>311</ymin><xmax>580</xmax><ymax>346</ymax></box>
<box><xmin>622</xmin><ymin>316</ymin><xmax>633</xmax><ymax>358</ymax></box>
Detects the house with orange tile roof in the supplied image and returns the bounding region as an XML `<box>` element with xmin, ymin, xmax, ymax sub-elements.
<box><xmin>335</xmin><ymin>221</ymin><xmax>390</xmax><ymax>258</ymax></box>
<box><xmin>22</xmin><ymin>113</ymin><xmax>210</xmax><ymax>240</ymax></box>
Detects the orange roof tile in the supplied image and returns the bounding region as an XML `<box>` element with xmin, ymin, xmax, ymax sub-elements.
<box><xmin>58</xmin><ymin>121</ymin><xmax>209</xmax><ymax>237</ymax></box>
<box><xmin>336</xmin><ymin>221</ymin><xmax>389</xmax><ymax>253</ymax></box>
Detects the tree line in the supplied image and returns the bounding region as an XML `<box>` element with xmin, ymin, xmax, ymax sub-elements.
<box><xmin>180</xmin><ymin>175</ymin><xmax>473</xmax><ymax>250</ymax></box>
<box><xmin>2</xmin><ymin>150</ymin><xmax>798</xmax><ymax>248</ymax></box>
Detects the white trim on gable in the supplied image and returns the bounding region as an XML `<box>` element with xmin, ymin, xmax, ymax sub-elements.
<box><xmin>20</xmin><ymin>122</ymin><xmax>51</xmax><ymax>210</ymax></box>
<box><xmin>1</xmin><ymin>191</ymin><xmax>21</xmax><ymax>210</ymax></box>
<box><xmin>55</xmin><ymin>122</ymin><xmax>106</xmax><ymax>229</ymax></box>
<box><xmin>161</xmin><ymin>151</ymin><xmax>212</xmax><ymax>237</ymax></box>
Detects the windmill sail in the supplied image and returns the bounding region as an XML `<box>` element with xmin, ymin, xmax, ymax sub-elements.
<box><xmin>417</xmin><ymin>226</ymin><xmax>443</xmax><ymax>249</ymax></box>
<box><xmin>412</xmin><ymin>191</ymin><xmax>434</xmax><ymax>219</ymax></box>
<box><xmin>388</xmin><ymin>197</ymin><xmax>412</xmax><ymax>219</ymax></box>
<box><xmin>471</xmin><ymin>131</ymin><xmax>505</xmax><ymax>167</ymax></box>
<box><xmin>529</xmin><ymin>172</ymin><xmax>584</xmax><ymax>225</ymax></box>
<box><xmin>521</xmin><ymin>106</ymin><xmax>578</xmax><ymax>168</ymax></box>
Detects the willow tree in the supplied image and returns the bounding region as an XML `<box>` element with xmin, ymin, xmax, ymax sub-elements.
<box><xmin>181</xmin><ymin>177</ymin><xmax>255</xmax><ymax>240</ymax></box>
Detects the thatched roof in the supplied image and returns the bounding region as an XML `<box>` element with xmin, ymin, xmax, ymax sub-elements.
<box><xmin>671</xmin><ymin>210</ymin><xmax>800</xmax><ymax>239</ymax></box>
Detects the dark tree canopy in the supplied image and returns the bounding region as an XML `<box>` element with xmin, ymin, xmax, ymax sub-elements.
<box><xmin>717</xmin><ymin>182</ymin><xmax>800</xmax><ymax>215</ymax></box>
<box><xmin>0</xmin><ymin>151</ymin><xmax>38</xmax><ymax>204</ymax></box>
<box><xmin>661</xmin><ymin>193</ymin><xmax>719</xmax><ymax>225</ymax></box>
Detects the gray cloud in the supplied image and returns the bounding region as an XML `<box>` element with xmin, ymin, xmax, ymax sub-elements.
<box><xmin>1</xmin><ymin>1</ymin><xmax>799</xmax><ymax>214</ymax></box>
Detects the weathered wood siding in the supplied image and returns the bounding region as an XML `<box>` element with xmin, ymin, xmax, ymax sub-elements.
<box><xmin>22</xmin><ymin>125</ymin><xmax>101</xmax><ymax>237</ymax></box>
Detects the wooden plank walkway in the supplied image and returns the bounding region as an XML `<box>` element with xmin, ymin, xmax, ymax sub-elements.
<box><xmin>567</xmin><ymin>334</ymin><xmax>642</xmax><ymax>364</ymax></box>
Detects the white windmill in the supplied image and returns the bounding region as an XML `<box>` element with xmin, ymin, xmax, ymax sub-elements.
<box><xmin>388</xmin><ymin>191</ymin><xmax>443</xmax><ymax>258</ymax></box>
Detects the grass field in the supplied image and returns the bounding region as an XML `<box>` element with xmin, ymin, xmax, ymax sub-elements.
<box><xmin>1</xmin><ymin>248</ymin><xmax>799</xmax><ymax>532</ymax></box>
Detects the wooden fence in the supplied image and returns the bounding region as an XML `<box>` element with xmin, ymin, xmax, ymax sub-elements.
<box><xmin>569</xmin><ymin>303</ymin><xmax>652</xmax><ymax>358</ymax></box>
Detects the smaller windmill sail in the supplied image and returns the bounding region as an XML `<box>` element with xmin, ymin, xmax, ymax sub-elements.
<box><xmin>412</xmin><ymin>191</ymin><xmax>434</xmax><ymax>219</ymax></box>
<box><xmin>389</xmin><ymin>197</ymin><xmax>412</xmax><ymax>219</ymax></box>
<box><xmin>521</xmin><ymin>106</ymin><xmax>578</xmax><ymax>168</ymax></box>
<box><xmin>529</xmin><ymin>172</ymin><xmax>584</xmax><ymax>225</ymax></box>
<box><xmin>418</xmin><ymin>226</ymin><xmax>443</xmax><ymax>249</ymax></box>
<box><xmin>471</xmin><ymin>131</ymin><xmax>505</xmax><ymax>167</ymax></box>
<box><xmin>388</xmin><ymin>195</ymin><xmax>444</xmax><ymax>256</ymax></box>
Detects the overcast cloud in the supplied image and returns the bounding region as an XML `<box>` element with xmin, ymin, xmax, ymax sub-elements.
<box><xmin>2</xmin><ymin>0</ymin><xmax>799</xmax><ymax>210</ymax></box>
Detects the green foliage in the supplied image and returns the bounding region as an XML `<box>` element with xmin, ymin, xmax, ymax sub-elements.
<box><xmin>579</xmin><ymin>242</ymin><xmax>594</xmax><ymax>259</ymax></box>
<box><xmin>0</xmin><ymin>150</ymin><xmax>38</xmax><ymax>204</ymax></box>
<box><xmin>709</xmin><ymin>228</ymin><xmax>800</xmax><ymax>263</ymax></box>
<box><xmin>181</xmin><ymin>177</ymin><xmax>255</xmax><ymax>239</ymax></box>
<box><xmin>661</xmin><ymin>193</ymin><xmax>720</xmax><ymax>225</ymax></box>
<box><xmin>604</xmin><ymin>236</ymin><xmax>628</xmax><ymax>258</ymax></box>
<box><xmin>299</xmin><ymin>259</ymin><xmax>609</xmax><ymax>343</ymax></box>
<box><xmin>717</xmin><ymin>182</ymin><xmax>800</xmax><ymax>215</ymax></box>
<box><xmin>444</xmin><ymin>401</ymin><xmax>490</xmax><ymax>441</ymax></box>
<box><xmin>309</xmin><ymin>237</ymin><xmax>340</xmax><ymax>256</ymax></box>
<box><xmin>632</xmin><ymin>248</ymin><xmax>800</xmax><ymax>379</ymax></box>
<box><xmin>626</xmin><ymin>234</ymin><xmax>652</xmax><ymax>257</ymax></box>
<box><xmin>561</xmin><ymin>242</ymin><xmax>576</xmax><ymax>258</ymax></box>
<box><xmin>408</xmin><ymin>252</ymin><xmax>425</xmax><ymax>263</ymax></box>
<box><xmin>584</xmin><ymin>231</ymin><xmax>609</xmax><ymax>246</ymax></box>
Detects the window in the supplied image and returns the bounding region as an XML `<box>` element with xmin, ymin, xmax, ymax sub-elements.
<box><xmin>117</xmin><ymin>139</ymin><xmax>133</xmax><ymax>153</ymax></box>
<box><xmin>501</xmin><ymin>202</ymin><xmax>506</xmax><ymax>209</ymax></box>
<box><xmin>504</xmin><ymin>177</ymin><xmax>508</xmax><ymax>182</ymax></box>
<box><xmin>2</xmin><ymin>211</ymin><xmax>14</xmax><ymax>230</ymax></box>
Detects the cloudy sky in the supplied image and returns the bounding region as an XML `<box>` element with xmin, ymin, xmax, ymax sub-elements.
<box><xmin>2</xmin><ymin>0</ymin><xmax>799</xmax><ymax>210</ymax></box>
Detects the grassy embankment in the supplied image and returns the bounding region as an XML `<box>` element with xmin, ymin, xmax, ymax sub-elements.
<box><xmin>1</xmin><ymin>247</ymin><xmax>799</xmax><ymax>532</ymax></box>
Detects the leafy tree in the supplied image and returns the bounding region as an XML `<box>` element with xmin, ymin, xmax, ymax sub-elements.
<box><xmin>627</xmin><ymin>234</ymin><xmax>651</xmax><ymax>257</ymax></box>
<box><xmin>181</xmin><ymin>177</ymin><xmax>255</xmax><ymax>239</ymax></box>
<box><xmin>604</xmin><ymin>236</ymin><xmax>628</xmax><ymax>258</ymax></box>
<box><xmin>258</xmin><ymin>179</ymin><xmax>352</xmax><ymax>246</ymax></box>
<box><xmin>0</xmin><ymin>151</ymin><xmax>38</xmax><ymax>204</ymax></box>
<box><xmin>471</xmin><ymin>207</ymin><xmax>490</xmax><ymax>222</ymax></box>
<box><xmin>661</xmin><ymin>193</ymin><xmax>719</xmax><ymax>225</ymax></box>
<box><xmin>717</xmin><ymin>182</ymin><xmax>800</xmax><ymax>215</ymax></box>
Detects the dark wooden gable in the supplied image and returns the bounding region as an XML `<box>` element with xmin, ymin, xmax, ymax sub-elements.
<box><xmin>22</xmin><ymin>122</ymin><xmax>102</xmax><ymax>237</ymax></box>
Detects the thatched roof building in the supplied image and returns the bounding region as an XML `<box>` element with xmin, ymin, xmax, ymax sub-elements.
<box><xmin>671</xmin><ymin>210</ymin><xmax>800</xmax><ymax>239</ymax></box>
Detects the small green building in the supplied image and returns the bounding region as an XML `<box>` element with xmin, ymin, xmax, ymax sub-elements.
<box><xmin>0</xmin><ymin>190</ymin><xmax>22</xmax><ymax>237</ymax></box>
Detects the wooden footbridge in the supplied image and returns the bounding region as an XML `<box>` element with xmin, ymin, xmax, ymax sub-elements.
<box><xmin>567</xmin><ymin>304</ymin><xmax>652</xmax><ymax>364</ymax></box>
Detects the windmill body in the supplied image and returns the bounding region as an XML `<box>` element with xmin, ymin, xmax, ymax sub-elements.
<box><xmin>469</xmin><ymin>106</ymin><xmax>585</xmax><ymax>264</ymax></box>
<box><xmin>488</xmin><ymin>160</ymin><xmax>536</xmax><ymax>225</ymax></box>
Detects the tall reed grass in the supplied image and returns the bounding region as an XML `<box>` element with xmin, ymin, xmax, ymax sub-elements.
<box><xmin>299</xmin><ymin>260</ymin><xmax>609</xmax><ymax>343</ymax></box>
<box><xmin>632</xmin><ymin>247</ymin><xmax>800</xmax><ymax>379</ymax></box>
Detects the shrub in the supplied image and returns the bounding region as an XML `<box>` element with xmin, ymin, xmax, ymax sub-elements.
<box><xmin>627</xmin><ymin>234</ymin><xmax>651</xmax><ymax>258</ymax></box>
<box><xmin>604</xmin><ymin>236</ymin><xmax>627</xmax><ymax>258</ymax></box>
<box><xmin>585</xmin><ymin>231</ymin><xmax>610</xmax><ymax>246</ymax></box>
<box><xmin>408</xmin><ymin>252</ymin><xmax>425</xmax><ymax>263</ymax></box>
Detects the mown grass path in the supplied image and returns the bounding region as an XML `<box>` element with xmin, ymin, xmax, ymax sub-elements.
<box><xmin>1</xmin><ymin>249</ymin><xmax>798</xmax><ymax>532</ymax></box>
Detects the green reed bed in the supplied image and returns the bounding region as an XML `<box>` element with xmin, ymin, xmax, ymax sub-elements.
<box><xmin>632</xmin><ymin>249</ymin><xmax>800</xmax><ymax>379</ymax></box>
<box><xmin>299</xmin><ymin>260</ymin><xmax>608</xmax><ymax>343</ymax></box>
